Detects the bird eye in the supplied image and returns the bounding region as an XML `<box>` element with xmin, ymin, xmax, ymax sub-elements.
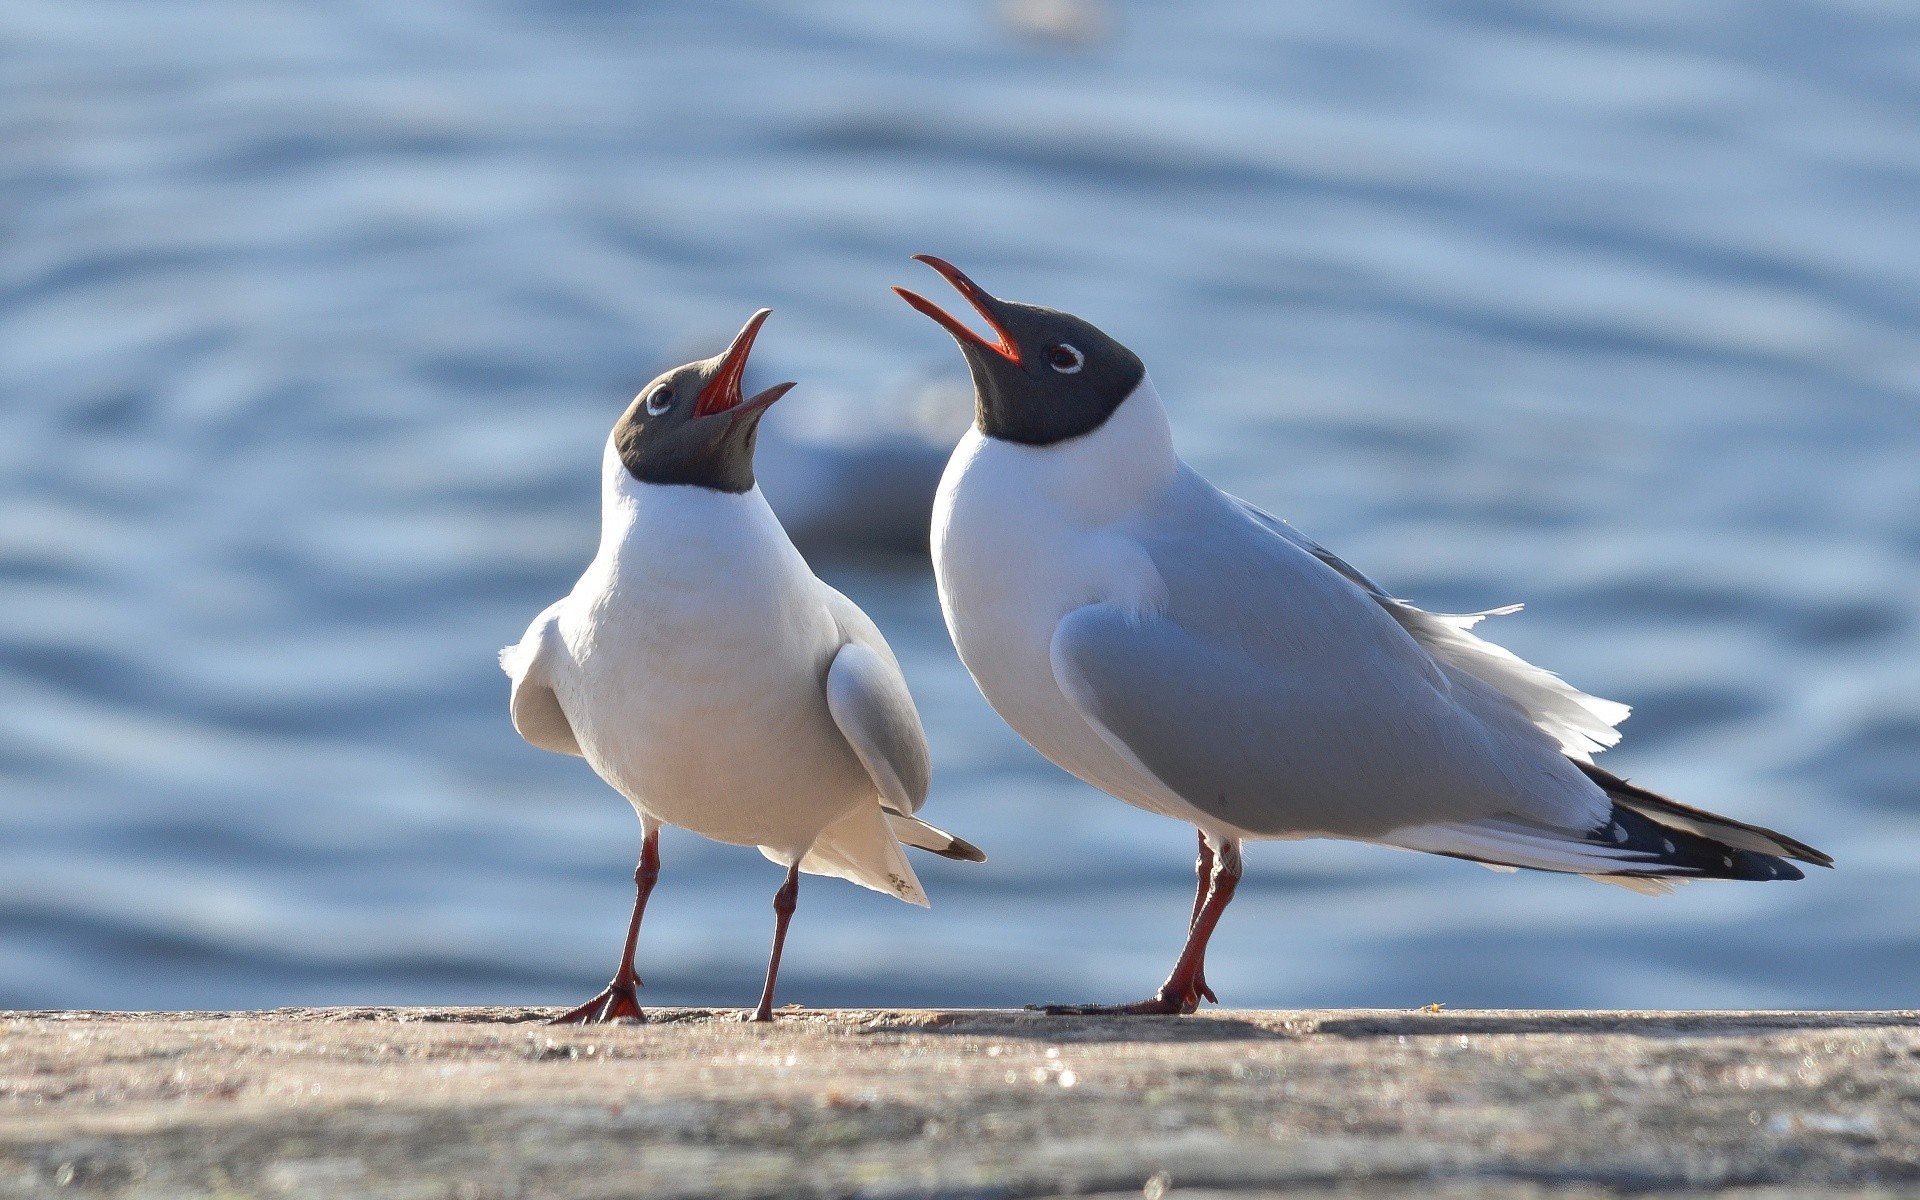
<box><xmin>1045</xmin><ymin>343</ymin><xmax>1085</xmax><ymax>374</ymax></box>
<box><xmin>644</xmin><ymin>385</ymin><xmax>675</xmax><ymax>415</ymax></box>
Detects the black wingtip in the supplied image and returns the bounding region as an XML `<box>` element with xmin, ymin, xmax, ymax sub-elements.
<box><xmin>1575</xmin><ymin>760</ymin><xmax>1832</xmax><ymax>868</ymax></box>
<box><xmin>1600</xmin><ymin>801</ymin><xmax>1807</xmax><ymax>882</ymax></box>
<box><xmin>930</xmin><ymin>835</ymin><xmax>988</xmax><ymax>864</ymax></box>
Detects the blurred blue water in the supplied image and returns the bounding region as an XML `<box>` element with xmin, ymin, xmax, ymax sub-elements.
<box><xmin>3</xmin><ymin>0</ymin><xmax>1919</xmax><ymax>1013</ymax></box>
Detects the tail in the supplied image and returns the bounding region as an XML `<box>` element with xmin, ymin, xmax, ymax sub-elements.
<box><xmin>885</xmin><ymin>812</ymin><xmax>987</xmax><ymax>862</ymax></box>
<box><xmin>1385</xmin><ymin>764</ymin><xmax>1830</xmax><ymax>895</ymax></box>
<box><xmin>777</xmin><ymin>804</ymin><xmax>931</xmax><ymax>906</ymax></box>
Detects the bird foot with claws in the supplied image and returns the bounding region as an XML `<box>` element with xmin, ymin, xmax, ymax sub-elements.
<box><xmin>1041</xmin><ymin>965</ymin><xmax>1217</xmax><ymax>1016</ymax></box>
<box><xmin>550</xmin><ymin>980</ymin><xmax>646</xmax><ymax>1025</ymax></box>
<box><xmin>1041</xmin><ymin>989</ymin><xmax>1204</xmax><ymax>1017</ymax></box>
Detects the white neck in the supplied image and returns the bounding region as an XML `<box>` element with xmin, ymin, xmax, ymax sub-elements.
<box><xmin>599</xmin><ymin>436</ymin><xmax>648</xmax><ymax>553</ymax></box>
<box><xmin>998</xmin><ymin>373</ymin><xmax>1179</xmax><ymax>525</ymax></box>
<box><xmin>596</xmin><ymin>435</ymin><xmax>772</xmax><ymax>560</ymax></box>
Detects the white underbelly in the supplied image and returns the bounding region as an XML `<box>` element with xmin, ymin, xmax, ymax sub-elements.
<box><xmin>559</xmin><ymin>585</ymin><xmax>873</xmax><ymax>855</ymax></box>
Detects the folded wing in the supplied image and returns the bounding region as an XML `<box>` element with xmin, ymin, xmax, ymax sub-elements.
<box><xmin>1049</xmin><ymin>597</ymin><xmax>1606</xmax><ymax>841</ymax></box>
<box><xmin>805</xmin><ymin>603</ymin><xmax>984</xmax><ymax>902</ymax></box>
<box><xmin>822</xmin><ymin>634</ymin><xmax>931</xmax><ymax>818</ymax></box>
<box><xmin>500</xmin><ymin>601</ymin><xmax>582</xmax><ymax>757</ymax></box>
<box><xmin>1233</xmin><ymin>498</ymin><xmax>1629</xmax><ymax>759</ymax></box>
<box><xmin>821</xmin><ymin>637</ymin><xmax>984</xmax><ymax>859</ymax></box>
<box><xmin>1049</xmin><ymin>476</ymin><xmax>1823</xmax><ymax>887</ymax></box>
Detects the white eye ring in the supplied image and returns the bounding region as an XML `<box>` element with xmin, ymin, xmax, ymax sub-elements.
<box><xmin>1045</xmin><ymin>343</ymin><xmax>1085</xmax><ymax>374</ymax></box>
<box><xmin>644</xmin><ymin>385</ymin><xmax>675</xmax><ymax>415</ymax></box>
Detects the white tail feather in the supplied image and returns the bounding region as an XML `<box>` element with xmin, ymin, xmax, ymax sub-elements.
<box><xmin>769</xmin><ymin>804</ymin><xmax>930</xmax><ymax>907</ymax></box>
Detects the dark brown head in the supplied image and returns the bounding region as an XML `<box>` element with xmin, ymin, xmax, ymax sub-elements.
<box><xmin>614</xmin><ymin>309</ymin><xmax>796</xmax><ymax>492</ymax></box>
<box><xmin>894</xmin><ymin>256</ymin><xmax>1144</xmax><ymax>446</ymax></box>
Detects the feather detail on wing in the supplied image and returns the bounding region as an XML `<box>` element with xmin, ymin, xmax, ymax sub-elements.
<box><xmin>1233</xmin><ymin>498</ymin><xmax>1629</xmax><ymax>760</ymax></box>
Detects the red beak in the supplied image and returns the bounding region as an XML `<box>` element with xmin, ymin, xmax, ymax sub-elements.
<box><xmin>693</xmin><ymin>309</ymin><xmax>795</xmax><ymax>418</ymax></box>
<box><xmin>892</xmin><ymin>255</ymin><xmax>1023</xmax><ymax>365</ymax></box>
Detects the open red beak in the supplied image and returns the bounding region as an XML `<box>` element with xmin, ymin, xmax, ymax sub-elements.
<box><xmin>892</xmin><ymin>256</ymin><xmax>1023</xmax><ymax>365</ymax></box>
<box><xmin>693</xmin><ymin>309</ymin><xmax>796</xmax><ymax>419</ymax></box>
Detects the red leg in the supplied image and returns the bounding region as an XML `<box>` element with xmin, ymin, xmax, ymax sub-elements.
<box><xmin>1046</xmin><ymin>835</ymin><xmax>1242</xmax><ymax>1016</ymax></box>
<box><xmin>1189</xmin><ymin>832</ymin><xmax>1219</xmax><ymax>1006</ymax></box>
<box><xmin>1188</xmin><ymin>830</ymin><xmax>1214</xmax><ymax>928</ymax></box>
<box><xmin>553</xmin><ymin>829</ymin><xmax>659</xmax><ymax>1025</ymax></box>
<box><xmin>749</xmin><ymin>863</ymin><xmax>801</xmax><ymax>1022</ymax></box>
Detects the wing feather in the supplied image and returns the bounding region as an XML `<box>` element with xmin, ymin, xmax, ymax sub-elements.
<box><xmin>823</xmin><ymin>634</ymin><xmax>931</xmax><ymax>817</ymax></box>
<box><xmin>1232</xmin><ymin>498</ymin><xmax>1629</xmax><ymax>759</ymax></box>
<box><xmin>500</xmin><ymin>602</ymin><xmax>582</xmax><ymax>757</ymax></box>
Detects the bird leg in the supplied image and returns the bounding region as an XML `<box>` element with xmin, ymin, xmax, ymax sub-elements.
<box><xmin>1188</xmin><ymin>831</ymin><xmax>1219</xmax><ymax>1006</ymax></box>
<box><xmin>749</xmin><ymin>863</ymin><xmax>802</xmax><ymax>1022</ymax></box>
<box><xmin>553</xmin><ymin>829</ymin><xmax>660</xmax><ymax>1024</ymax></box>
<box><xmin>1046</xmin><ymin>835</ymin><xmax>1242</xmax><ymax>1016</ymax></box>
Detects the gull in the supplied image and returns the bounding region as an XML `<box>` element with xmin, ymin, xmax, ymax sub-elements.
<box><xmin>895</xmin><ymin>256</ymin><xmax>1829</xmax><ymax>1015</ymax></box>
<box><xmin>502</xmin><ymin>309</ymin><xmax>983</xmax><ymax>1023</ymax></box>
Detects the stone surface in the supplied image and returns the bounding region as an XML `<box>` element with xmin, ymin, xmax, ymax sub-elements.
<box><xmin>1</xmin><ymin>1007</ymin><xmax>1917</xmax><ymax>1198</ymax></box>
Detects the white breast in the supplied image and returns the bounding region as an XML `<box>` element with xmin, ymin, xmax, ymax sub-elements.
<box><xmin>552</xmin><ymin>454</ymin><xmax>871</xmax><ymax>854</ymax></box>
<box><xmin>932</xmin><ymin>377</ymin><xmax>1205</xmax><ymax>822</ymax></box>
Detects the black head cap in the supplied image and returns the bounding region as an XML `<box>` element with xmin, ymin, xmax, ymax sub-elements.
<box><xmin>614</xmin><ymin>309</ymin><xmax>796</xmax><ymax>492</ymax></box>
<box><xmin>894</xmin><ymin>255</ymin><xmax>1144</xmax><ymax>446</ymax></box>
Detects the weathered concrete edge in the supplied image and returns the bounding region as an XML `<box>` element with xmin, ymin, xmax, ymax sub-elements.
<box><xmin>6</xmin><ymin>1004</ymin><xmax>1919</xmax><ymax>1032</ymax></box>
<box><xmin>6</xmin><ymin>1007</ymin><xmax>1918</xmax><ymax>1199</ymax></box>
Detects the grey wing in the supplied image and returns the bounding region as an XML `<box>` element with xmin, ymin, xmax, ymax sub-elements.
<box><xmin>819</xmin><ymin>585</ymin><xmax>982</xmax><ymax>860</ymax></box>
<box><xmin>825</xmin><ymin>641</ymin><xmax>931</xmax><ymax>815</ymax></box>
<box><xmin>819</xmin><ymin>584</ymin><xmax>930</xmax><ymax>814</ymax></box>
<box><xmin>500</xmin><ymin>602</ymin><xmax>582</xmax><ymax>757</ymax></box>
<box><xmin>1229</xmin><ymin>498</ymin><xmax>1392</xmax><ymax>598</ymax></box>
<box><xmin>1049</xmin><ymin>604</ymin><xmax>1586</xmax><ymax>839</ymax></box>
<box><xmin>1231</xmin><ymin>497</ymin><xmax>1629</xmax><ymax>758</ymax></box>
<box><xmin>1050</xmin><ymin>476</ymin><xmax>1606</xmax><ymax>839</ymax></box>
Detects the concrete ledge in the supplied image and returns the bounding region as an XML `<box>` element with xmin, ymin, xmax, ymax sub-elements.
<box><xmin>2</xmin><ymin>1007</ymin><xmax>1917</xmax><ymax>1197</ymax></box>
